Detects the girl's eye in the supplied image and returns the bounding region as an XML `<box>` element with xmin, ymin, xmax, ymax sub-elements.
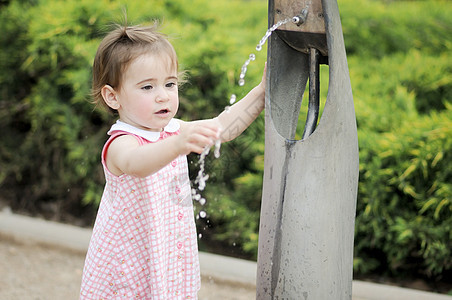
<box><xmin>141</xmin><ymin>85</ymin><xmax>153</xmax><ymax>90</ymax></box>
<box><xmin>166</xmin><ymin>82</ymin><xmax>177</xmax><ymax>88</ymax></box>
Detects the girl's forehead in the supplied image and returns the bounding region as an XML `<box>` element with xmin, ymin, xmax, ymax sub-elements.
<box><xmin>135</xmin><ymin>52</ymin><xmax>177</xmax><ymax>71</ymax></box>
<box><xmin>125</xmin><ymin>52</ymin><xmax>177</xmax><ymax>80</ymax></box>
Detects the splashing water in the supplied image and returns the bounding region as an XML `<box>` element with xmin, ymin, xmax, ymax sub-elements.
<box><xmin>194</xmin><ymin>147</ymin><xmax>211</xmax><ymax>192</ymax></box>
<box><xmin>193</xmin><ymin>17</ymin><xmax>294</xmax><ymax>225</ymax></box>
<box><xmin>229</xmin><ymin>94</ymin><xmax>237</xmax><ymax>105</ymax></box>
<box><xmin>193</xmin><ymin>140</ymin><xmax>220</xmax><ymax>220</ymax></box>
<box><xmin>238</xmin><ymin>53</ymin><xmax>256</xmax><ymax>86</ymax></box>
<box><xmin>256</xmin><ymin>18</ymin><xmax>293</xmax><ymax>51</ymax></box>
<box><xmin>214</xmin><ymin>139</ymin><xmax>221</xmax><ymax>158</ymax></box>
<box><xmin>237</xmin><ymin>17</ymin><xmax>292</xmax><ymax>87</ymax></box>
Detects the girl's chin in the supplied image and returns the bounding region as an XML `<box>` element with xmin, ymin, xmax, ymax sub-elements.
<box><xmin>155</xmin><ymin>111</ymin><xmax>171</xmax><ymax>119</ymax></box>
<box><xmin>146</xmin><ymin>120</ymin><xmax>172</xmax><ymax>131</ymax></box>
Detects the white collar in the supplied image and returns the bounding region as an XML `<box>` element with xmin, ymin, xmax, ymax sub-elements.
<box><xmin>107</xmin><ymin>119</ymin><xmax>180</xmax><ymax>142</ymax></box>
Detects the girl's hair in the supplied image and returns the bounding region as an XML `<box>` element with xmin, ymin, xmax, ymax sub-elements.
<box><xmin>92</xmin><ymin>23</ymin><xmax>181</xmax><ymax>113</ymax></box>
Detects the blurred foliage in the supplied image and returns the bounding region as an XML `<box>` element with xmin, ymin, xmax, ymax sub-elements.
<box><xmin>0</xmin><ymin>0</ymin><xmax>451</xmax><ymax>284</ymax></box>
<box><xmin>343</xmin><ymin>0</ymin><xmax>452</xmax><ymax>282</ymax></box>
<box><xmin>356</xmin><ymin>105</ymin><xmax>452</xmax><ymax>277</ymax></box>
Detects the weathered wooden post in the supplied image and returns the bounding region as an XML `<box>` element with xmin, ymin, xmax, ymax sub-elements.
<box><xmin>256</xmin><ymin>0</ymin><xmax>359</xmax><ymax>299</ymax></box>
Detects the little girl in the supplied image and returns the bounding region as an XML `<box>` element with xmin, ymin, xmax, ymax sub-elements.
<box><xmin>80</xmin><ymin>23</ymin><xmax>265</xmax><ymax>299</ymax></box>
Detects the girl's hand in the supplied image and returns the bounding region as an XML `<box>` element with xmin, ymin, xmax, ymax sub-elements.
<box><xmin>178</xmin><ymin>119</ymin><xmax>221</xmax><ymax>155</ymax></box>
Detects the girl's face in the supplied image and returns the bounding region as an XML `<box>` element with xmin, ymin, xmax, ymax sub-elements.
<box><xmin>114</xmin><ymin>53</ymin><xmax>179</xmax><ymax>132</ymax></box>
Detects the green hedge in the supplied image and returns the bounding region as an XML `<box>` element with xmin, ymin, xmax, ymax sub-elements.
<box><xmin>0</xmin><ymin>0</ymin><xmax>451</xmax><ymax>284</ymax></box>
<box><xmin>356</xmin><ymin>106</ymin><xmax>451</xmax><ymax>277</ymax></box>
<box><xmin>346</xmin><ymin>0</ymin><xmax>452</xmax><ymax>280</ymax></box>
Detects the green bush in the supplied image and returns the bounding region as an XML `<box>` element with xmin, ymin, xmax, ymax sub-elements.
<box><xmin>0</xmin><ymin>0</ymin><xmax>112</xmax><ymax>215</ymax></box>
<box><xmin>340</xmin><ymin>0</ymin><xmax>452</xmax><ymax>58</ymax></box>
<box><xmin>346</xmin><ymin>1</ymin><xmax>452</xmax><ymax>278</ymax></box>
<box><xmin>356</xmin><ymin>106</ymin><xmax>452</xmax><ymax>277</ymax></box>
<box><xmin>351</xmin><ymin>50</ymin><xmax>452</xmax><ymax>133</ymax></box>
<box><xmin>0</xmin><ymin>0</ymin><xmax>451</xmax><ymax>284</ymax></box>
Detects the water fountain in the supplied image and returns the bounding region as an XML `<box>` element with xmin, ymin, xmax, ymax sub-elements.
<box><xmin>256</xmin><ymin>0</ymin><xmax>359</xmax><ymax>299</ymax></box>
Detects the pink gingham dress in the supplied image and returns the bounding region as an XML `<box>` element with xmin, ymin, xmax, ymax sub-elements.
<box><xmin>80</xmin><ymin>119</ymin><xmax>200</xmax><ymax>299</ymax></box>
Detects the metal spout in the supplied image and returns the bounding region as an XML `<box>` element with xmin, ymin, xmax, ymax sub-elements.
<box><xmin>292</xmin><ymin>8</ymin><xmax>309</xmax><ymax>26</ymax></box>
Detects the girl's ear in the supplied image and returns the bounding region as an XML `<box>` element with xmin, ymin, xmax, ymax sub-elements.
<box><xmin>101</xmin><ymin>85</ymin><xmax>120</xmax><ymax>110</ymax></box>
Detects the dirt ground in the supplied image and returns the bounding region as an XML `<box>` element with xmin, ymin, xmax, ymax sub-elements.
<box><xmin>0</xmin><ymin>234</ymin><xmax>255</xmax><ymax>300</ymax></box>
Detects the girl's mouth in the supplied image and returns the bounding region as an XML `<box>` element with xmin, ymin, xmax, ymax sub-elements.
<box><xmin>156</xmin><ymin>109</ymin><xmax>169</xmax><ymax>115</ymax></box>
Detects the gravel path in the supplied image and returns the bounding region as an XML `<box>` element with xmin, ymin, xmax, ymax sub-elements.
<box><xmin>0</xmin><ymin>235</ymin><xmax>255</xmax><ymax>300</ymax></box>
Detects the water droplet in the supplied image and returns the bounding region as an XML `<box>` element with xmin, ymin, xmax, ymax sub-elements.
<box><xmin>249</xmin><ymin>53</ymin><xmax>256</xmax><ymax>61</ymax></box>
<box><xmin>214</xmin><ymin>139</ymin><xmax>221</xmax><ymax>158</ymax></box>
<box><xmin>198</xmin><ymin>233</ymin><xmax>202</xmax><ymax>239</ymax></box>
<box><xmin>195</xmin><ymin>147</ymin><xmax>211</xmax><ymax>191</ymax></box>
<box><xmin>194</xmin><ymin>194</ymin><xmax>201</xmax><ymax>201</ymax></box>
<box><xmin>238</xmin><ymin>78</ymin><xmax>245</xmax><ymax>86</ymax></box>
<box><xmin>229</xmin><ymin>94</ymin><xmax>237</xmax><ymax>105</ymax></box>
<box><xmin>199</xmin><ymin>198</ymin><xmax>206</xmax><ymax>205</ymax></box>
<box><xmin>256</xmin><ymin>45</ymin><xmax>262</xmax><ymax>51</ymax></box>
<box><xmin>199</xmin><ymin>211</ymin><xmax>207</xmax><ymax>218</ymax></box>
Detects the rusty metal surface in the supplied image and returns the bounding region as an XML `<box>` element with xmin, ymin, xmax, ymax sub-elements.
<box><xmin>273</xmin><ymin>0</ymin><xmax>326</xmax><ymax>33</ymax></box>
<box><xmin>270</xmin><ymin>0</ymin><xmax>328</xmax><ymax>55</ymax></box>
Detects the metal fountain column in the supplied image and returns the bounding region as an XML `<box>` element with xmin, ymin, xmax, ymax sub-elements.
<box><xmin>256</xmin><ymin>0</ymin><xmax>359</xmax><ymax>299</ymax></box>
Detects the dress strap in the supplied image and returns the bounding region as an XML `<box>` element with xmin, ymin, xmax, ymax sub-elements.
<box><xmin>101</xmin><ymin>131</ymin><xmax>147</xmax><ymax>168</ymax></box>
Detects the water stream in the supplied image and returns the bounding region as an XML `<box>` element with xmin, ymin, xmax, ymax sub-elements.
<box><xmin>192</xmin><ymin>17</ymin><xmax>294</xmax><ymax>221</ymax></box>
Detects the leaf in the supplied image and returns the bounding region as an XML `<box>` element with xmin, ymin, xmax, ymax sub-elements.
<box><xmin>419</xmin><ymin>198</ymin><xmax>437</xmax><ymax>215</ymax></box>
<box><xmin>431</xmin><ymin>151</ymin><xmax>443</xmax><ymax>167</ymax></box>
<box><xmin>400</xmin><ymin>164</ymin><xmax>416</xmax><ymax>180</ymax></box>
<box><xmin>434</xmin><ymin>198</ymin><xmax>450</xmax><ymax>220</ymax></box>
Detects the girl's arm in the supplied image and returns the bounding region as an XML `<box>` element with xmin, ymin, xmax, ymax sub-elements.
<box><xmin>106</xmin><ymin>121</ymin><xmax>220</xmax><ymax>178</ymax></box>
<box><xmin>105</xmin><ymin>65</ymin><xmax>266</xmax><ymax>178</ymax></box>
<box><xmin>216</xmin><ymin>65</ymin><xmax>266</xmax><ymax>142</ymax></box>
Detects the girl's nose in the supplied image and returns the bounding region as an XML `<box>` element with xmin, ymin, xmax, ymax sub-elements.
<box><xmin>155</xmin><ymin>87</ymin><xmax>169</xmax><ymax>102</ymax></box>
